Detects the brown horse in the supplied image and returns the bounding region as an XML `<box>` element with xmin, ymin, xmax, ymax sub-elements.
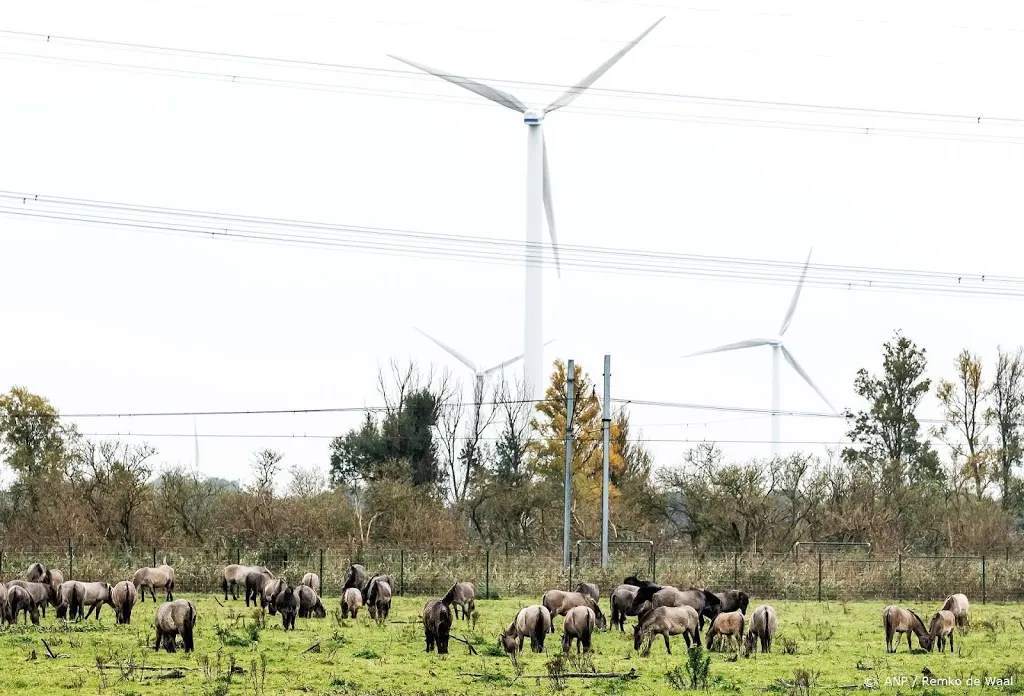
<box><xmin>883</xmin><ymin>605</ymin><xmax>932</xmax><ymax>653</ymax></box>
<box><xmin>929</xmin><ymin>610</ymin><xmax>956</xmax><ymax>653</ymax></box>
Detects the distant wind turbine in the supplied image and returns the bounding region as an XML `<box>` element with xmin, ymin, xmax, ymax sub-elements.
<box><xmin>390</xmin><ymin>16</ymin><xmax>664</xmax><ymax>402</ymax></box>
<box><xmin>684</xmin><ymin>249</ymin><xmax>836</xmax><ymax>456</ymax></box>
<box><xmin>415</xmin><ymin>328</ymin><xmax>553</xmax><ymax>428</ymax></box>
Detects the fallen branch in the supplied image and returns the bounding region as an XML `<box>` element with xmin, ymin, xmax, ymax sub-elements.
<box><xmin>450</xmin><ymin>635</ymin><xmax>478</xmax><ymax>656</ymax></box>
<box><xmin>460</xmin><ymin>669</ymin><xmax>638</xmax><ymax>680</ymax></box>
<box><xmin>303</xmin><ymin>642</ymin><xmax>321</xmax><ymax>654</ymax></box>
<box><xmin>214</xmin><ymin>597</ymin><xmax>225</xmax><ymax>608</ymax></box>
<box><xmin>158</xmin><ymin>670</ymin><xmax>186</xmax><ymax>679</ymax></box>
<box><xmin>40</xmin><ymin>640</ymin><xmax>67</xmax><ymax>659</ymax></box>
<box><xmin>96</xmin><ymin>664</ymin><xmax>197</xmax><ymax>672</ymax></box>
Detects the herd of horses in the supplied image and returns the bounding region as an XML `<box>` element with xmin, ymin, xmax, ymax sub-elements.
<box><xmin>0</xmin><ymin>561</ymin><xmax>974</xmax><ymax>660</ymax></box>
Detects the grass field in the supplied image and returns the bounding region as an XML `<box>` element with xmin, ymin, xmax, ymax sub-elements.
<box><xmin>1</xmin><ymin>594</ymin><xmax>1022</xmax><ymax>695</ymax></box>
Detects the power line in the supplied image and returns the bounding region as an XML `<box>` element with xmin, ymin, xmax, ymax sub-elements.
<box><xmin>75</xmin><ymin>430</ymin><xmax>853</xmax><ymax>446</ymax></box>
<box><xmin>2</xmin><ymin>192</ymin><xmax>1021</xmax><ymax>300</ymax></box>
<box><xmin>2</xmin><ymin>40</ymin><xmax>1023</xmax><ymax>145</ymax></box>
<box><xmin>4</xmin><ymin>29</ymin><xmax>1022</xmax><ymax>128</ymax></box>
<box><xmin>6</xmin><ymin>398</ymin><xmax>945</xmax><ymax>426</ymax></box>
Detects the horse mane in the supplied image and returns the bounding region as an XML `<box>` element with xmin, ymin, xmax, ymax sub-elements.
<box><xmin>441</xmin><ymin>583</ymin><xmax>458</xmax><ymax>606</ymax></box>
<box><xmin>632</xmin><ymin>582</ymin><xmax>663</xmax><ymax>608</ymax></box>
<box><xmin>909</xmin><ymin>609</ymin><xmax>926</xmax><ymax>631</ymax></box>
<box><xmin>702</xmin><ymin>588</ymin><xmax>722</xmax><ymax>607</ymax></box>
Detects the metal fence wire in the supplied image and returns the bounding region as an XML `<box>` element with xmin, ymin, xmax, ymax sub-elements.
<box><xmin>0</xmin><ymin>545</ymin><xmax>1020</xmax><ymax>603</ymax></box>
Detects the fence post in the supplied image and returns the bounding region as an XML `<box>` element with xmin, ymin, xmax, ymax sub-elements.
<box><xmin>733</xmin><ymin>552</ymin><xmax>739</xmax><ymax>587</ymax></box>
<box><xmin>400</xmin><ymin>550</ymin><xmax>405</xmax><ymax>597</ymax></box>
<box><xmin>817</xmin><ymin>551</ymin><xmax>822</xmax><ymax>602</ymax></box>
<box><xmin>982</xmin><ymin>556</ymin><xmax>987</xmax><ymax>604</ymax></box>
<box><xmin>0</xmin><ymin>548</ymin><xmax>4</xmax><ymax>579</ymax></box>
<box><xmin>152</xmin><ymin>548</ymin><xmax>157</xmax><ymax>568</ymax></box>
<box><xmin>897</xmin><ymin>553</ymin><xmax>903</xmax><ymax>602</ymax></box>
<box><xmin>485</xmin><ymin>549</ymin><xmax>490</xmax><ymax>600</ymax></box>
<box><xmin>236</xmin><ymin>548</ymin><xmax>241</xmax><ymax>566</ymax></box>
<box><xmin>68</xmin><ymin>540</ymin><xmax>74</xmax><ymax>582</ymax></box>
<box><xmin>319</xmin><ymin>549</ymin><xmax>325</xmax><ymax>595</ymax></box>
<box><xmin>652</xmin><ymin>545</ymin><xmax>657</xmax><ymax>583</ymax></box>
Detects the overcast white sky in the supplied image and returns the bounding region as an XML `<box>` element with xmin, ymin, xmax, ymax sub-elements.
<box><xmin>2</xmin><ymin>0</ymin><xmax>1024</xmax><ymax>485</ymax></box>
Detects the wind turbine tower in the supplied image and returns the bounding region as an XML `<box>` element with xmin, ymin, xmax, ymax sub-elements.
<box><xmin>391</xmin><ymin>17</ymin><xmax>664</xmax><ymax>401</ymax></box>
<box><xmin>685</xmin><ymin>249</ymin><xmax>837</xmax><ymax>456</ymax></box>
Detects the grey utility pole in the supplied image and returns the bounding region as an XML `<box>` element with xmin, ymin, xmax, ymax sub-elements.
<box><xmin>601</xmin><ymin>354</ymin><xmax>611</xmax><ymax>569</ymax></box>
<box><xmin>563</xmin><ymin>359</ymin><xmax>575</xmax><ymax>569</ymax></box>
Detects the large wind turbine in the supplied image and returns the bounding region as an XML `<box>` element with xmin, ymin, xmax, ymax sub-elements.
<box><xmin>391</xmin><ymin>17</ymin><xmax>664</xmax><ymax>401</ymax></box>
<box><xmin>684</xmin><ymin>249</ymin><xmax>837</xmax><ymax>456</ymax></box>
<box><xmin>415</xmin><ymin>328</ymin><xmax>553</xmax><ymax>428</ymax></box>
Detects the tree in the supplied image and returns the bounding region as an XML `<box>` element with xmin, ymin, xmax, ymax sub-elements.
<box><xmin>155</xmin><ymin>465</ymin><xmax>226</xmax><ymax>544</ymax></box>
<box><xmin>934</xmin><ymin>349</ymin><xmax>990</xmax><ymax>498</ymax></box>
<box><xmin>844</xmin><ymin>332</ymin><xmax>941</xmax><ymax>483</ymax></box>
<box><xmin>986</xmin><ymin>347</ymin><xmax>1024</xmax><ymax>509</ymax></box>
<box><xmin>80</xmin><ymin>440</ymin><xmax>155</xmax><ymax>549</ymax></box>
<box><xmin>529</xmin><ymin>360</ymin><xmax>625</xmax><ymax>538</ymax></box>
<box><xmin>0</xmin><ymin>387</ymin><xmax>77</xmax><ymax>512</ymax></box>
<box><xmin>329</xmin><ymin>361</ymin><xmax>449</xmax><ymax>490</ymax></box>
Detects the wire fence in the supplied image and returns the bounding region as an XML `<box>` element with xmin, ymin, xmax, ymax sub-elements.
<box><xmin>1</xmin><ymin>543</ymin><xmax>1021</xmax><ymax>603</ymax></box>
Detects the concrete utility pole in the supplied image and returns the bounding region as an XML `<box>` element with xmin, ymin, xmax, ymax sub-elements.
<box><xmin>563</xmin><ymin>359</ymin><xmax>575</xmax><ymax>569</ymax></box>
<box><xmin>601</xmin><ymin>354</ymin><xmax>611</xmax><ymax>569</ymax></box>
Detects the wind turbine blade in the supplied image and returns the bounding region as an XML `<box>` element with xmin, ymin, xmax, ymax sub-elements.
<box><xmin>779</xmin><ymin>247</ymin><xmax>813</xmax><ymax>337</ymax></box>
<box><xmin>684</xmin><ymin>338</ymin><xmax>772</xmax><ymax>358</ymax></box>
<box><xmin>543</xmin><ymin>17</ymin><xmax>665</xmax><ymax>113</ymax></box>
<box><xmin>414</xmin><ymin>328</ymin><xmax>478</xmax><ymax>373</ymax></box>
<box><xmin>542</xmin><ymin>137</ymin><xmax>561</xmax><ymax>278</ymax></box>
<box><xmin>482</xmin><ymin>340</ymin><xmax>556</xmax><ymax>375</ymax></box>
<box><xmin>781</xmin><ymin>345</ymin><xmax>837</xmax><ymax>414</ymax></box>
<box><xmin>388</xmin><ymin>55</ymin><xmax>527</xmax><ymax>113</ymax></box>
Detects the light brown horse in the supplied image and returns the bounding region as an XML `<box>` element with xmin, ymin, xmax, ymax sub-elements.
<box><xmin>883</xmin><ymin>605</ymin><xmax>932</xmax><ymax>653</ymax></box>
<box><xmin>542</xmin><ymin>590</ymin><xmax>606</xmax><ymax>633</ymax></box>
<box><xmin>941</xmin><ymin>593</ymin><xmax>969</xmax><ymax>631</ymax></box>
<box><xmin>929</xmin><ymin>610</ymin><xmax>956</xmax><ymax>653</ymax></box>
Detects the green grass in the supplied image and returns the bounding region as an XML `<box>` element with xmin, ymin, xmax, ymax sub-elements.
<box><xmin>0</xmin><ymin>595</ymin><xmax>1022</xmax><ymax>694</ymax></box>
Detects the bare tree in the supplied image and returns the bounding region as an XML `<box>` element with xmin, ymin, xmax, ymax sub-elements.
<box><xmin>934</xmin><ymin>349</ymin><xmax>990</xmax><ymax>498</ymax></box>
<box><xmin>156</xmin><ymin>464</ymin><xmax>225</xmax><ymax>544</ymax></box>
<box><xmin>286</xmin><ymin>463</ymin><xmax>330</xmax><ymax>500</ymax></box>
<box><xmin>246</xmin><ymin>449</ymin><xmax>282</xmax><ymax>538</ymax></box>
<box><xmin>986</xmin><ymin>347</ymin><xmax>1024</xmax><ymax>508</ymax></box>
<box><xmin>81</xmin><ymin>440</ymin><xmax>155</xmax><ymax>549</ymax></box>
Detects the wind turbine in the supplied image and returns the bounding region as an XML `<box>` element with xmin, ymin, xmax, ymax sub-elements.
<box><xmin>390</xmin><ymin>16</ymin><xmax>664</xmax><ymax>402</ymax></box>
<box><xmin>684</xmin><ymin>249</ymin><xmax>836</xmax><ymax>457</ymax></box>
<box><xmin>415</xmin><ymin>327</ymin><xmax>553</xmax><ymax>428</ymax></box>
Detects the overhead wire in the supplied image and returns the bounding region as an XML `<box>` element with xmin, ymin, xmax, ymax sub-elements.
<box><xmin>74</xmin><ymin>430</ymin><xmax>854</xmax><ymax>446</ymax></box>
<box><xmin>2</xmin><ymin>33</ymin><xmax>1023</xmax><ymax>145</ymax></box>
<box><xmin>4</xmin><ymin>398</ymin><xmax>946</xmax><ymax>425</ymax></box>
<box><xmin>3</xmin><ymin>29</ymin><xmax>1023</xmax><ymax>127</ymax></box>
<box><xmin>1</xmin><ymin>192</ymin><xmax>1020</xmax><ymax>300</ymax></box>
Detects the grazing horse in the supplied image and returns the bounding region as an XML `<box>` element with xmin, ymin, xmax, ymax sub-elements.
<box><xmin>423</xmin><ymin>598</ymin><xmax>454</xmax><ymax>654</ymax></box>
<box><xmin>745</xmin><ymin>604</ymin><xmax>778</xmax><ymax>654</ymax></box>
<box><xmin>133</xmin><ymin>565</ymin><xmax>175</xmax><ymax>602</ymax></box>
<box><xmin>542</xmin><ymin>590</ymin><xmax>606</xmax><ymax>633</ymax></box>
<box><xmin>883</xmin><ymin>605</ymin><xmax>932</xmax><ymax>653</ymax></box>
<box><xmin>706</xmin><ymin>610</ymin><xmax>745</xmax><ymax>653</ymax></box>
<box><xmin>442</xmin><ymin>582</ymin><xmax>476</xmax><ymax>621</ymax></box>
<box><xmin>499</xmin><ymin>605</ymin><xmax>551</xmax><ymax>654</ymax></box>
<box><xmin>222</xmin><ymin>565</ymin><xmax>272</xmax><ymax>601</ymax></box>
<box><xmin>941</xmin><ymin>593</ymin><xmax>970</xmax><ymax>631</ymax></box>
<box><xmin>634</xmin><ymin>604</ymin><xmax>701</xmax><ymax>655</ymax></box>
<box><xmin>575</xmin><ymin>582</ymin><xmax>600</xmax><ymax>603</ymax></box>
<box><xmin>610</xmin><ymin>584</ymin><xmax>641</xmax><ymax>632</ymax></box>
<box><xmin>627</xmin><ymin>578</ymin><xmax>721</xmax><ymax>630</ymax></box>
<box><xmin>929</xmin><ymin>610</ymin><xmax>956</xmax><ymax>653</ymax></box>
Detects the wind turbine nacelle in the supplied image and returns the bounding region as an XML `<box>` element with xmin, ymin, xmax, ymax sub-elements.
<box><xmin>524</xmin><ymin>109</ymin><xmax>544</xmax><ymax>125</ymax></box>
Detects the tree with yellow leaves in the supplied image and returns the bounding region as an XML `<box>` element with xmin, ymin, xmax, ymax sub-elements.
<box><xmin>528</xmin><ymin>360</ymin><xmax>625</xmax><ymax>539</ymax></box>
